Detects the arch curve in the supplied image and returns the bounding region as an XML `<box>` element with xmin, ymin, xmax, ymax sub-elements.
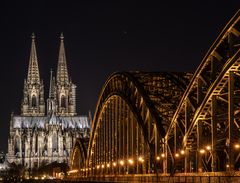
<box><xmin>86</xmin><ymin>71</ymin><xmax>189</xmax><ymax>174</ymax></box>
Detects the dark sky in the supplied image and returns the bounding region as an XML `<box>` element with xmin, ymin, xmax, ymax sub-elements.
<box><xmin>0</xmin><ymin>1</ymin><xmax>239</xmax><ymax>152</ymax></box>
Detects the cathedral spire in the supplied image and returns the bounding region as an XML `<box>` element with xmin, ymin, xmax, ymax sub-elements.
<box><xmin>57</xmin><ymin>33</ymin><xmax>69</xmax><ymax>85</ymax></box>
<box><xmin>49</xmin><ymin>69</ymin><xmax>56</xmax><ymax>99</ymax></box>
<box><xmin>27</xmin><ymin>33</ymin><xmax>40</xmax><ymax>84</ymax></box>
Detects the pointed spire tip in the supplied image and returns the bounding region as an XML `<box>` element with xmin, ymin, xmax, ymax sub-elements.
<box><xmin>31</xmin><ymin>32</ymin><xmax>35</xmax><ymax>40</ymax></box>
<box><xmin>60</xmin><ymin>32</ymin><xmax>64</xmax><ymax>40</ymax></box>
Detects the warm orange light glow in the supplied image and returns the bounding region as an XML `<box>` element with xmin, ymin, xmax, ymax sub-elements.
<box><xmin>226</xmin><ymin>164</ymin><xmax>230</xmax><ymax>168</ymax></box>
<box><xmin>97</xmin><ymin>165</ymin><xmax>100</xmax><ymax>169</ymax></box>
<box><xmin>68</xmin><ymin>169</ymin><xmax>78</xmax><ymax>174</ymax></box>
<box><xmin>206</xmin><ymin>145</ymin><xmax>211</xmax><ymax>150</ymax></box>
<box><xmin>107</xmin><ymin>163</ymin><xmax>110</xmax><ymax>168</ymax></box>
<box><xmin>156</xmin><ymin>156</ymin><xmax>160</xmax><ymax>161</ymax></box>
<box><xmin>199</xmin><ymin>149</ymin><xmax>205</xmax><ymax>154</ymax></box>
<box><xmin>138</xmin><ymin>157</ymin><xmax>144</xmax><ymax>162</ymax></box>
<box><xmin>101</xmin><ymin>164</ymin><xmax>105</xmax><ymax>168</ymax></box>
<box><xmin>161</xmin><ymin>153</ymin><xmax>165</xmax><ymax>158</ymax></box>
<box><xmin>120</xmin><ymin>160</ymin><xmax>124</xmax><ymax>166</ymax></box>
<box><xmin>175</xmin><ymin>153</ymin><xmax>179</xmax><ymax>158</ymax></box>
<box><xmin>235</xmin><ymin>144</ymin><xmax>240</xmax><ymax>149</ymax></box>
<box><xmin>128</xmin><ymin>159</ymin><xmax>134</xmax><ymax>165</ymax></box>
<box><xmin>113</xmin><ymin>162</ymin><xmax>117</xmax><ymax>167</ymax></box>
<box><xmin>180</xmin><ymin>150</ymin><xmax>185</xmax><ymax>155</ymax></box>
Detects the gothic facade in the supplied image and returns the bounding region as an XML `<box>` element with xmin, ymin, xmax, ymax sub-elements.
<box><xmin>7</xmin><ymin>33</ymin><xmax>90</xmax><ymax>168</ymax></box>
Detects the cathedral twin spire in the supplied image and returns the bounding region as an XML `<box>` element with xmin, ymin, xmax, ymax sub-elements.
<box><xmin>57</xmin><ymin>33</ymin><xmax>69</xmax><ymax>85</ymax></box>
<box><xmin>27</xmin><ymin>33</ymin><xmax>69</xmax><ymax>86</ymax></box>
<box><xmin>21</xmin><ymin>33</ymin><xmax>76</xmax><ymax>116</ymax></box>
<box><xmin>27</xmin><ymin>33</ymin><xmax>40</xmax><ymax>84</ymax></box>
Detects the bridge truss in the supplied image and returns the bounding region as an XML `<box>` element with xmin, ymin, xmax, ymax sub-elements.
<box><xmin>70</xmin><ymin>10</ymin><xmax>240</xmax><ymax>176</ymax></box>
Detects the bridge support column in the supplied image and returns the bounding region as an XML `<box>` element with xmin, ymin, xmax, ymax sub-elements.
<box><xmin>163</xmin><ymin>139</ymin><xmax>167</xmax><ymax>174</ymax></box>
<box><xmin>197</xmin><ymin>120</ymin><xmax>203</xmax><ymax>172</ymax></box>
<box><xmin>228</xmin><ymin>71</ymin><xmax>235</xmax><ymax>170</ymax></box>
<box><xmin>211</xmin><ymin>95</ymin><xmax>217</xmax><ymax>172</ymax></box>
<box><xmin>185</xmin><ymin>101</ymin><xmax>190</xmax><ymax>173</ymax></box>
<box><xmin>154</xmin><ymin>123</ymin><xmax>160</xmax><ymax>174</ymax></box>
<box><xmin>197</xmin><ymin>78</ymin><xmax>203</xmax><ymax>172</ymax></box>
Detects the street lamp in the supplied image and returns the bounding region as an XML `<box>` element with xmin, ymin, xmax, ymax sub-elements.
<box><xmin>138</xmin><ymin>157</ymin><xmax>144</xmax><ymax>163</ymax></box>
<box><xmin>199</xmin><ymin>149</ymin><xmax>205</xmax><ymax>154</ymax></box>
<box><xmin>206</xmin><ymin>145</ymin><xmax>211</xmax><ymax>151</ymax></box>
<box><xmin>120</xmin><ymin>160</ymin><xmax>124</xmax><ymax>166</ymax></box>
<box><xmin>234</xmin><ymin>144</ymin><xmax>240</xmax><ymax>149</ymax></box>
<box><xmin>128</xmin><ymin>159</ymin><xmax>134</xmax><ymax>165</ymax></box>
<box><xmin>175</xmin><ymin>153</ymin><xmax>179</xmax><ymax>158</ymax></box>
<box><xmin>180</xmin><ymin>150</ymin><xmax>185</xmax><ymax>155</ymax></box>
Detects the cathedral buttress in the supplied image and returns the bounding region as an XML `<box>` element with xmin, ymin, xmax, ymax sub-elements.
<box><xmin>21</xmin><ymin>33</ymin><xmax>45</xmax><ymax>116</ymax></box>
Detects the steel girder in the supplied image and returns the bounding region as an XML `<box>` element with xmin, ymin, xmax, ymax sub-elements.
<box><xmin>85</xmin><ymin>72</ymin><xmax>188</xmax><ymax>175</ymax></box>
<box><xmin>69</xmin><ymin>9</ymin><xmax>240</xmax><ymax>178</ymax></box>
<box><xmin>70</xmin><ymin>138</ymin><xmax>87</xmax><ymax>176</ymax></box>
<box><xmin>165</xmin><ymin>10</ymin><xmax>240</xmax><ymax>173</ymax></box>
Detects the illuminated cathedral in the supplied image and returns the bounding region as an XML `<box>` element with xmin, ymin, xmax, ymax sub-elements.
<box><xmin>7</xmin><ymin>33</ymin><xmax>90</xmax><ymax>168</ymax></box>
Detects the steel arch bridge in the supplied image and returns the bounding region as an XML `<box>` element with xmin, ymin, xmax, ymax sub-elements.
<box><xmin>70</xmin><ymin>10</ymin><xmax>240</xmax><ymax>177</ymax></box>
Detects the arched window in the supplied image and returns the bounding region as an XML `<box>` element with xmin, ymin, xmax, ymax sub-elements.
<box><xmin>35</xmin><ymin>135</ymin><xmax>38</xmax><ymax>153</ymax></box>
<box><xmin>61</xmin><ymin>95</ymin><xmax>66</xmax><ymax>108</ymax></box>
<box><xmin>52</xmin><ymin>133</ymin><xmax>58</xmax><ymax>152</ymax></box>
<box><xmin>32</xmin><ymin>95</ymin><xmax>37</xmax><ymax>108</ymax></box>
<box><xmin>14</xmin><ymin>136</ymin><xmax>20</xmax><ymax>155</ymax></box>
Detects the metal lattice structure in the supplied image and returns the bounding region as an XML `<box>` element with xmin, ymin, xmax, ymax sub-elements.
<box><xmin>70</xmin><ymin>10</ymin><xmax>240</xmax><ymax>177</ymax></box>
<box><xmin>70</xmin><ymin>138</ymin><xmax>88</xmax><ymax>171</ymax></box>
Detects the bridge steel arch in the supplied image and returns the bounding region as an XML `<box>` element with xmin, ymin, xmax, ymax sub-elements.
<box><xmin>165</xmin><ymin>10</ymin><xmax>240</xmax><ymax>173</ymax></box>
<box><xmin>69</xmin><ymin>138</ymin><xmax>87</xmax><ymax>176</ymax></box>
<box><xmin>69</xmin><ymin>11</ymin><xmax>240</xmax><ymax>177</ymax></box>
<box><xmin>85</xmin><ymin>72</ymin><xmax>189</xmax><ymax>175</ymax></box>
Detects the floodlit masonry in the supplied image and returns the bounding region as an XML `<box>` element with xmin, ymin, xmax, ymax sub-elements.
<box><xmin>7</xmin><ymin>33</ymin><xmax>91</xmax><ymax>168</ymax></box>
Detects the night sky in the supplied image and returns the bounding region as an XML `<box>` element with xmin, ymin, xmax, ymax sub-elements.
<box><xmin>0</xmin><ymin>1</ymin><xmax>239</xmax><ymax>152</ymax></box>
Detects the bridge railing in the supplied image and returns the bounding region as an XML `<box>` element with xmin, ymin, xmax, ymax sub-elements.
<box><xmin>66</xmin><ymin>173</ymin><xmax>240</xmax><ymax>183</ymax></box>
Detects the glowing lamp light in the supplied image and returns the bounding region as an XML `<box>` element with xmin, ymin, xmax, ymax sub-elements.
<box><xmin>120</xmin><ymin>160</ymin><xmax>124</xmax><ymax>166</ymax></box>
<box><xmin>206</xmin><ymin>145</ymin><xmax>211</xmax><ymax>151</ymax></box>
<box><xmin>156</xmin><ymin>156</ymin><xmax>160</xmax><ymax>161</ymax></box>
<box><xmin>199</xmin><ymin>149</ymin><xmax>205</xmax><ymax>154</ymax></box>
<box><xmin>128</xmin><ymin>159</ymin><xmax>134</xmax><ymax>165</ymax></box>
<box><xmin>113</xmin><ymin>162</ymin><xmax>117</xmax><ymax>167</ymax></box>
<box><xmin>226</xmin><ymin>164</ymin><xmax>230</xmax><ymax>168</ymax></box>
<box><xmin>101</xmin><ymin>164</ymin><xmax>105</xmax><ymax>168</ymax></box>
<box><xmin>97</xmin><ymin>165</ymin><xmax>100</xmax><ymax>169</ymax></box>
<box><xmin>161</xmin><ymin>153</ymin><xmax>165</xmax><ymax>158</ymax></box>
<box><xmin>138</xmin><ymin>157</ymin><xmax>144</xmax><ymax>162</ymax></box>
<box><xmin>68</xmin><ymin>169</ymin><xmax>78</xmax><ymax>174</ymax></box>
<box><xmin>235</xmin><ymin>144</ymin><xmax>240</xmax><ymax>149</ymax></box>
<box><xmin>107</xmin><ymin>164</ymin><xmax>110</xmax><ymax>168</ymax></box>
<box><xmin>180</xmin><ymin>150</ymin><xmax>185</xmax><ymax>155</ymax></box>
<box><xmin>175</xmin><ymin>153</ymin><xmax>179</xmax><ymax>158</ymax></box>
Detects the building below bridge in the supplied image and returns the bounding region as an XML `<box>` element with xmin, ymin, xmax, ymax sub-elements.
<box><xmin>7</xmin><ymin>33</ymin><xmax>91</xmax><ymax>169</ymax></box>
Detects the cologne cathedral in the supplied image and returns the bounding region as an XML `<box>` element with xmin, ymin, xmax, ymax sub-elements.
<box><xmin>7</xmin><ymin>33</ymin><xmax>90</xmax><ymax>168</ymax></box>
